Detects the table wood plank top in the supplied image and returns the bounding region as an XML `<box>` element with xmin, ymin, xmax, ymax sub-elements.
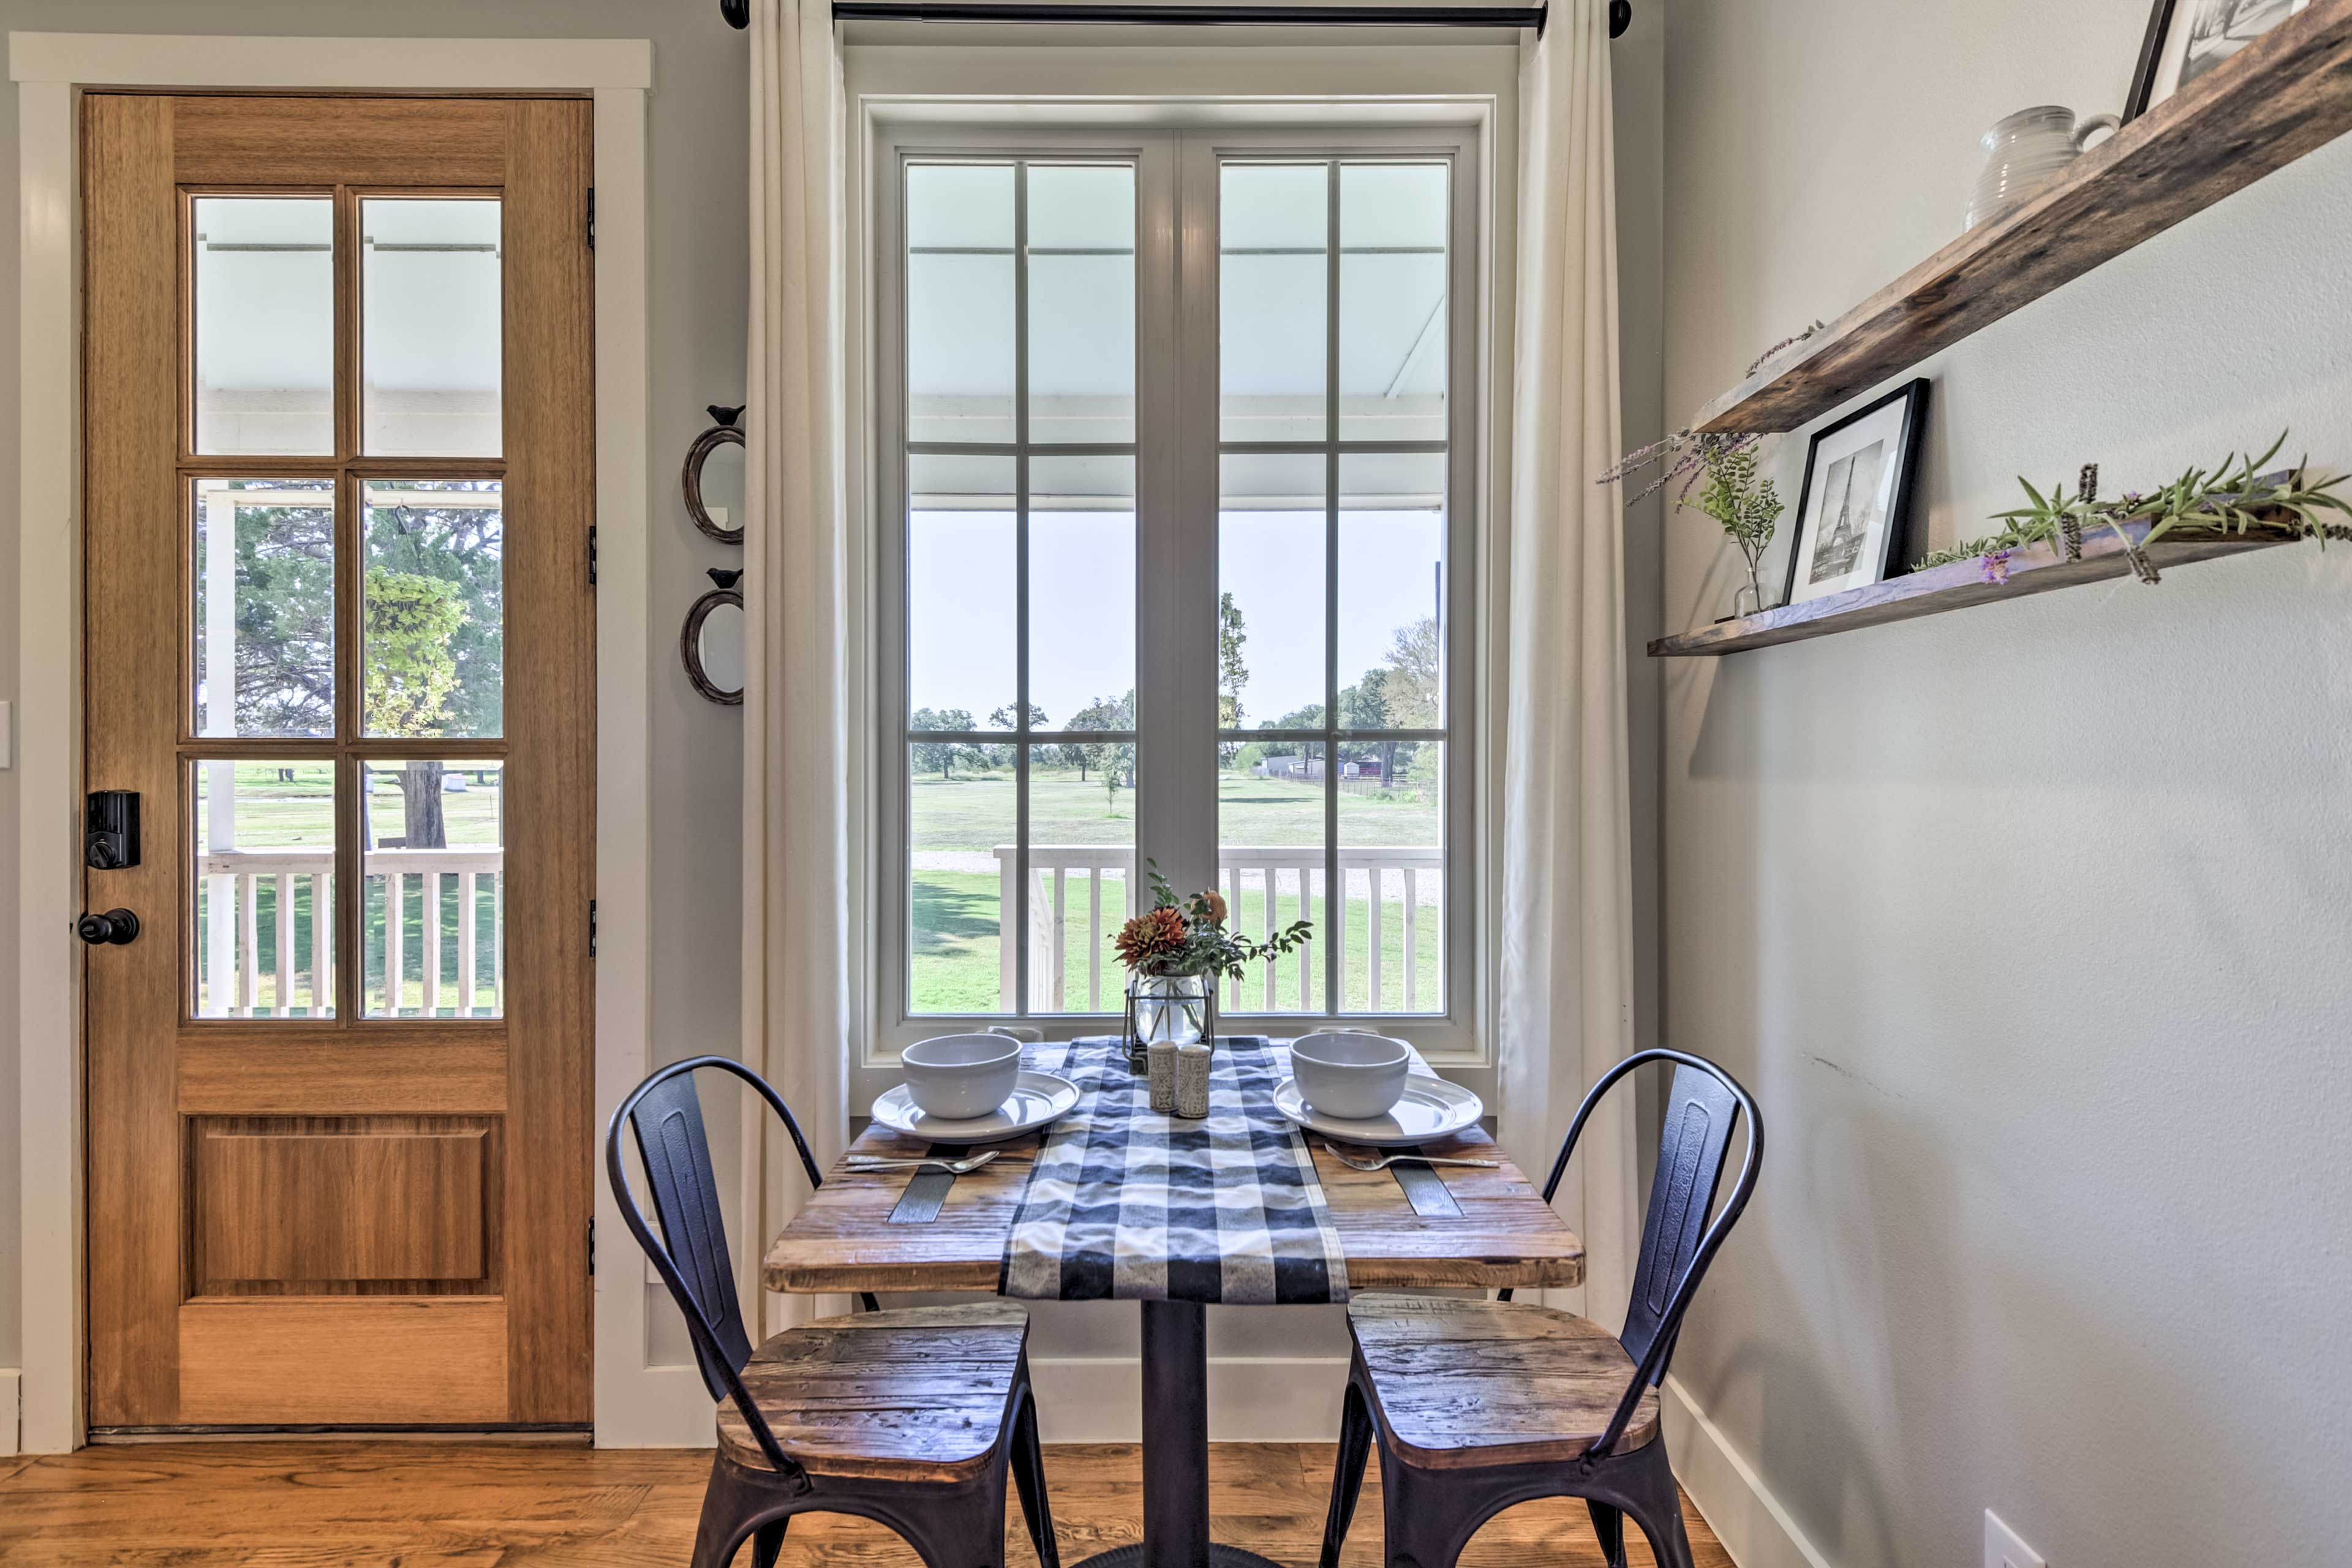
<box><xmin>764</xmin><ymin>1114</ymin><xmax>1583</xmax><ymax>1297</ymax></box>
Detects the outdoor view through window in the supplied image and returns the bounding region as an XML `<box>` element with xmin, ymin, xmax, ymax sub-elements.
<box><xmin>902</xmin><ymin>153</ymin><xmax>1452</xmax><ymax>1022</ymax></box>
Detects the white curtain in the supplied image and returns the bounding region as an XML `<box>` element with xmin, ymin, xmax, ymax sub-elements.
<box><xmin>1497</xmin><ymin>0</ymin><xmax>1639</xmax><ymax>1328</ymax></box>
<box><xmin>744</xmin><ymin>0</ymin><xmax>853</xmax><ymax>1334</ymax></box>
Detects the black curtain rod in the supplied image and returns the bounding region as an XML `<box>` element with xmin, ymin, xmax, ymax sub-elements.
<box><xmin>723</xmin><ymin>2</ymin><xmax>1631</xmax><ymax>39</ymax></box>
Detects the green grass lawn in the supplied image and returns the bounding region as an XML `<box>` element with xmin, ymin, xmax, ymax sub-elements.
<box><xmin>195</xmin><ymin>761</ymin><xmax>505</xmax><ymax>1017</ymax></box>
<box><xmin>908</xmin><ymin>761</ymin><xmax>1444</xmax><ymax>1017</ymax></box>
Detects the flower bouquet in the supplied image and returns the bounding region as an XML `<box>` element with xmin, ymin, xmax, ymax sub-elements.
<box><xmin>1112</xmin><ymin>861</ymin><xmax>1313</xmax><ymax>1065</ymax></box>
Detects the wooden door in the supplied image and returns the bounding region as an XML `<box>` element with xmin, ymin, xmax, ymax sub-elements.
<box><xmin>82</xmin><ymin>94</ymin><xmax>595</xmax><ymax>1430</ymax></box>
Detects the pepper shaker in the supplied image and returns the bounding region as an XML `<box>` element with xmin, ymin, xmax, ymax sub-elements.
<box><xmin>1147</xmin><ymin>1038</ymin><xmax>1179</xmax><ymax>1114</ymax></box>
<box><xmin>1175</xmin><ymin>1042</ymin><xmax>1212</xmax><ymax>1119</ymax></box>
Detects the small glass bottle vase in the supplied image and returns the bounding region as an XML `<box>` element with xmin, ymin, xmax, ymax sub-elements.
<box><xmin>1126</xmin><ymin>972</ymin><xmax>1213</xmax><ymax>1057</ymax></box>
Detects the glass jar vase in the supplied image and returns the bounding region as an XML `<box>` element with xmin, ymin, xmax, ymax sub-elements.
<box><xmin>1127</xmin><ymin>972</ymin><xmax>1213</xmax><ymax>1050</ymax></box>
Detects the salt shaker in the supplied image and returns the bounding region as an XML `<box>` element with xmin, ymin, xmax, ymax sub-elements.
<box><xmin>1147</xmin><ymin>1038</ymin><xmax>1180</xmax><ymax>1114</ymax></box>
<box><xmin>1175</xmin><ymin>1042</ymin><xmax>1212</xmax><ymax>1119</ymax></box>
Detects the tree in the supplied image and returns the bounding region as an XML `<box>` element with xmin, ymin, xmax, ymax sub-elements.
<box><xmin>1381</xmin><ymin>616</ymin><xmax>1441</xmax><ymax>728</ymax></box>
<box><xmin>1065</xmin><ymin>691</ymin><xmax>1137</xmax><ymax>804</ymax></box>
<box><xmin>987</xmin><ymin>704</ymin><xmax>1049</xmax><ymax>770</ymax></box>
<box><xmin>363</xmin><ymin>567</ymin><xmax>467</xmax><ymax>847</ymax></box>
<box><xmin>1340</xmin><ymin>669</ymin><xmax>1398</xmax><ymax>787</ymax></box>
<box><xmin>1061</xmin><ymin>696</ymin><xmax>1119</xmax><ymax>783</ymax></box>
<box><xmin>217</xmin><ymin>483</ymin><xmax>334</xmax><ymax>736</ymax></box>
<box><xmin>1216</xmin><ymin>591</ymin><xmax>1249</xmax><ymax>758</ymax></box>
<box><xmin>910</xmin><ymin>706</ymin><xmax>976</xmax><ymax>779</ymax></box>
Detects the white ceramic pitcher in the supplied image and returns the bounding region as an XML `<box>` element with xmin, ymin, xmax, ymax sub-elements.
<box><xmin>1964</xmin><ymin>105</ymin><xmax>2119</xmax><ymax>231</ymax></box>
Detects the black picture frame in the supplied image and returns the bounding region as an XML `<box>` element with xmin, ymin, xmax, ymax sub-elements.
<box><xmin>1781</xmin><ymin>378</ymin><xmax>1931</xmax><ymax>609</ymax></box>
<box><xmin>2126</xmin><ymin>0</ymin><xmax>2311</xmax><ymax>121</ymax></box>
<box><xmin>2126</xmin><ymin>0</ymin><xmax>2180</xmax><ymax>122</ymax></box>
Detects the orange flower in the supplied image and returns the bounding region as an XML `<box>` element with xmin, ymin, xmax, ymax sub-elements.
<box><xmin>1114</xmin><ymin>905</ymin><xmax>1189</xmax><ymax>972</ymax></box>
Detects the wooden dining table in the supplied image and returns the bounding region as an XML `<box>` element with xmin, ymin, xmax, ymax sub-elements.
<box><xmin>765</xmin><ymin>1048</ymin><xmax>1583</xmax><ymax>1568</ymax></box>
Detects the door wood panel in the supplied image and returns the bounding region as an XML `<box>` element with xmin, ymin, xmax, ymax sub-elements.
<box><xmin>193</xmin><ymin>1122</ymin><xmax>489</xmax><ymax>1285</ymax></box>
<box><xmin>177</xmin><ymin>1298</ymin><xmax>509</xmax><ymax>1425</ymax></box>
<box><xmin>83</xmin><ymin>92</ymin><xmax>594</xmax><ymax>1430</ymax></box>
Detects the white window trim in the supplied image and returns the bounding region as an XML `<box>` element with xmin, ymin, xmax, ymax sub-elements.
<box><xmin>9</xmin><ymin>31</ymin><xmax>657</xmax><ymax>1453</ymax></box>
<box><xmin>844</xmin><ymin>41</ymin><xmax>1520</xmax><ymax>1112</ymax></box>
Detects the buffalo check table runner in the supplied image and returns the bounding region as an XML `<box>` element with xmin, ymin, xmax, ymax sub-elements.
<box><xmin>1000</xmin><ymin>1036</ymin><xmax>1349</xmax><ymax>1304</ymax></box>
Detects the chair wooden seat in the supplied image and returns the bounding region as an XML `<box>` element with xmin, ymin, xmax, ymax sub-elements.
<box><xmin>1348</xmin><ymin>1293</ymin><xmax>1662</xmax><ymax>1471</ymax></box>
<box><xmin>718</xmin><ymin>1302</ymin><xmax>1032</xmax><ymax>1483</ymax></box>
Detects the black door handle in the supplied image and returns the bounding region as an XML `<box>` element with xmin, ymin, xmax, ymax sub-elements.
<box><xmin>77</xmin><ymin>908</ymin><xmax>140</xmax><ymax>946</ymax></box>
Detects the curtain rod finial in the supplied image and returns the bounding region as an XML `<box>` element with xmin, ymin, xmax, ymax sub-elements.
<box><xmin>722</xmin><ymin>0</ymin><xmax>750</xmax><ymax>29</ymax></box>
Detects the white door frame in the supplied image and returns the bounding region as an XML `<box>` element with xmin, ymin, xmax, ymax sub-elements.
<box><xmin>9</xmin><ymin>31</ymin><xmax>663</xmax><ymax>1452</ymax></box>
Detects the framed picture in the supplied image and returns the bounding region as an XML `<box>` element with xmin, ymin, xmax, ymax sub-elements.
<box><xmin>1782</xmin><ymin>379</ymin><xmax>1930</xmax><ymax>608</ymax></box>
<box><xmin>2128</xmin><ymin>0</ymin><xmax>2310</xmax><ymax>120</ymax></box>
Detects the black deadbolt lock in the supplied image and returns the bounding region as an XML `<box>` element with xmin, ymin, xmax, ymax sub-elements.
<box><xmin>86</xmin><ymin>790</ymin><xmax>140</xmax><ymax>870</ymax></box>
<box><xmin>77</xmin><ymin>908</ymin><xmax>140</xmax><ymax>946</ymax></box>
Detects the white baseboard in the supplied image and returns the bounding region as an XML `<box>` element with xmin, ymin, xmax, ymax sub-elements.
<box><xmin>1031</xmin><ymin>1355</ymin><xmax>1349</xmax><ymax>1444</ymax></box>
<box><xmin>0</xmin><ymin>1370</ymin><xmax>19</xmax><ymax>1457</ymax></box>
<box><xmin>1662</xmin><ymin>1375</ymin><xmax>1832</xmax><ymax>1568</ymax></box>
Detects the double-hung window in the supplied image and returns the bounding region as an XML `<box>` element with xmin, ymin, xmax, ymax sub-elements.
<box><xmin>877</xmin><ymin>124</ymin><xmax>1479</xmax><ymax>1055</ymax></box>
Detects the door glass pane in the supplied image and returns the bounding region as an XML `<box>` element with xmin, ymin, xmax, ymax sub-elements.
<box><xmin>1338</xmin><ymin>163</ymin><xmax>1449</xmax><ymax>442</ymax></box>
<box><xmin>192</xmin><ymin>478</ymin><xmax>336</xmax><ymax>739</ymax></box>
<box><xmin>909</xmin><ymin>744</ymin><xmax>1014</xmax><ymax>1015</ymax></box>
<box><xmin>907</xmin><ymin>164</ymin><xmax>1016</xmax><ymax>444</ymax></box>
<box><xmin>1031</xmin><ymin>454</ymin><xmax>1135</xmax><ymax>728</ymax></box>
<box><xmin>908</xmin><ymin>454</ymin><xmax>1015</xmax><ymax>730</ymax></box>
<box><xmin>1218</xmin><ymin>454</ymin><xmax>1325</xmax><ymax>730</ymax></box>
<box><xmin>1221</xmin><ymin>164</ymin><xmax>1327</xmax><ymax>443</ymax></box>
<box><xmin>363</xmin><ymin>480</ymin><xmax>504</xmax><ymax>739</ymax></box>
<box><xmin>1217</xmin><ymin>739</ymin><xmax>1327</xmax><ymax>1016</ymax></box>
<box><xmin>192</xmin><ymin>197</ymin><xmax>334</xmax><ymax>456</ymax></box>
<box><xmin>363</xmin><ymin>198</ymin><xmax>502</xmax><ymax>456</ymax></box>
<box><xmin>1027</xmin><ymin>165</ymin><xmax>1135</xmax><ymax>443</ymax></box>
<box><xmin>192</xmin><ymin>760</ymin><xmax>336</xmax><ymax>1019</ymax></box>
<box><xmin>1338</xmin><ymin>453</ymin><xmax>1445</xmax><ymax>731</ymax></box>
<box><xmin>1027</xmin><ymin>745</ymin><xmax>1135</xmax><ymax>1015</ymax></box>
<box><xmin>1338</xmin><ymin>741</ymin><xmax>1444</xmax><ymax>1014</ymax></box>
<box><xmin>363</xmin><ymin>758</ymin><xmax>504</xmax><ymax>1018</ymax></box>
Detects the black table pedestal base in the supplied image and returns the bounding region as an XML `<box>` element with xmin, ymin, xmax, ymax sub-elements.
<box><xmin>1072</xmin><ymin>1546</ymin><xmax>1286</xmax><ymax>1568</ymax></box>
<box><xmin>1065</xmin><ymin>1298</ymin><xmax>1296</xmax><ymax>1568</ymax></box>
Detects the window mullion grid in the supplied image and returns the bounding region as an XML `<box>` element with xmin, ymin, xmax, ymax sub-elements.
<box><xmin>1321</xmin><ymin>159</ymin><xmax>1341</xmax><ymax>1020</ymax></box>
<box><xmin>1014</xmin><ymin>159</ymin><xmax>1033</xmax><ymax>1019</ymax></box>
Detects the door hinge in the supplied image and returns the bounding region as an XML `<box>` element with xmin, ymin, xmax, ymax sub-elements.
<box><xmin>589</xmin><ymin>898</ymin><xmax>598</xmax><ymax>959</ymax></box>
<box><xmin>586</xmin><ymin>186</ymin><xmax>596</xmax><ymax>250</ymax></box>
<box><xmin>588</xmin><ymin>525</ymin><xmax>598</xmax><ymax>586</ymax></box>
<box><xmin>588</xmin><ymin>1215</ymin><xmax>595</xmax><ymax>1277</ymax></box>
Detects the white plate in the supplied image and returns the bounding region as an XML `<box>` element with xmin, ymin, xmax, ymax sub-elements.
<box><xmin>1273</xmin><ymin>1074</ymin><xmax>1483</xmax><ymax>1148</ymax></box>
<box><xmin>870</xmin><ymin>1071</ymin><xmax>1080</xmax><ymax>1146</ymax></box>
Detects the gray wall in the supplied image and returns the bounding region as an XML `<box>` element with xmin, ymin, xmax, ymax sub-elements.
<box><xmin>0</xmin><ymin>0</ymin><xmax>753</xmax><ymax>1377</ymax></box>
<box><xmin>1659</xmin><ymin>2</ymin><xmax>2352</xmax><ymax>1566</ymax></box>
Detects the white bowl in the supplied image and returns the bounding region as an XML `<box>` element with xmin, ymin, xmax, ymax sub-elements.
<box><xmin>900</xmin><ymin>1033</ymin><xmax>1024</xmax><ymax>1120</ymax></box>
<box><xmin>1289</xmin><ymin>1031</ymin><xmax>1411</xmax><ymax>1120</ymax></box>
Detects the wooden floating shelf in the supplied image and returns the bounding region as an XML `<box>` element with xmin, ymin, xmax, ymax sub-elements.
<box><xmin>1649</xmin><ymin>520</ymin><xmax>2303</xmax><ymax>658</ymax></box>
<box><xmin>1692</xmin><ymin>0</ymin><xmax>2352</xmax><ymax>434</ymax></box>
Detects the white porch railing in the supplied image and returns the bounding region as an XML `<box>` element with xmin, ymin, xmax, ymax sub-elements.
<box><xmin>993</xmin><ymin>844</ymin><xmax>1442</xmax><ymax>1014</ymax></box>
<box><xmin>198</xmin><ymin>846</ymin><xmax>505</xmax><ymax>1018</ymax></box>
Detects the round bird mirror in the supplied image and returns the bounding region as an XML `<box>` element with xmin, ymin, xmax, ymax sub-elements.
<box><xmin>684</xmin><ymin>404</ymin><xmax>747</xmax><ymax>545</ymax></box>
<box><xmin>682</xmin><ymin>568</ymin><xmax>745</xmax><ymax>706</ymax></box>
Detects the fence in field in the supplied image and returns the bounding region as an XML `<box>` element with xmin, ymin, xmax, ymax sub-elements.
<box><xmin>197</xmin><ymin>846</ymin><xmax>504</xmax><ymax>1017</ymax></box>
<box><xmin>994</xmin><ymin>843</ymin><xmax>1442</xmax><ymax>1014</ymax></box>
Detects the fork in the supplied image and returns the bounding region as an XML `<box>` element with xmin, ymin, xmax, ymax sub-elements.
<box><xmin>846</xmin><ymin>1150</ymin><xmax>1001</xmax><ymax>1175</ymax></box>
<box><xmin>1317</xmin><ymin>1143</ymin><xmax>1497</xmax><ymax>1172</ymax></box>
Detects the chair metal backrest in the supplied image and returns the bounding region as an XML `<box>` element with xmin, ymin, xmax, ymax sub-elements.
<box><xmin>1512</xmin><ymin>1048</ymin><xmax>1763</xmax><ymax>1460</ymax></box>
<box><xmin>605</xmin><ymin>1054</ymin><xmax>863</xmax><ymax>1490</ymax></box>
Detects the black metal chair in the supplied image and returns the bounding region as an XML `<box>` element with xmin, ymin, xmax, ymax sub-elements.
<box><xmin>608</xmin><ymin>1055</ymin><xmax>1060</xmax><ymax>1568</ymax></box>
<box><xmin>1316</xmin><ymin>1048</ymin><xmax>1762</xmax><ymax>1568</ymax></box>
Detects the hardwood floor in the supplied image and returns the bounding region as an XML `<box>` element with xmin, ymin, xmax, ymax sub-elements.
<box><xmin>0</xmin><ymin>1441</ymin><xmax>1733</xmax><ymax>1566</ymax></box>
